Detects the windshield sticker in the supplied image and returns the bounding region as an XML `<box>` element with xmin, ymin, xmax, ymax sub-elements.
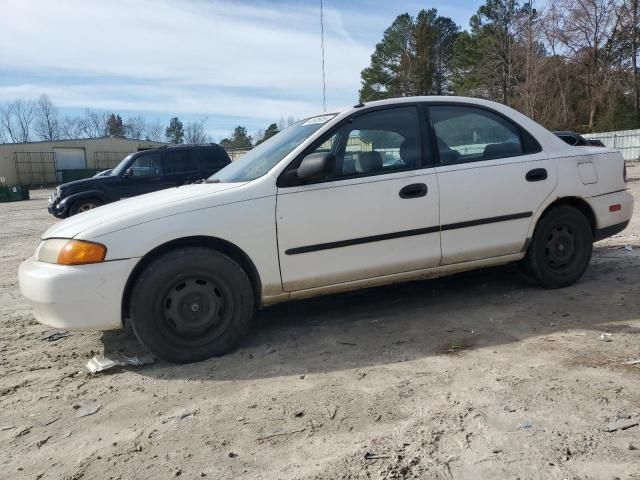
<box><xmin>302</xmin><ymin>114</ymin><xmax>335</xmax><ymax>125</ymax></box>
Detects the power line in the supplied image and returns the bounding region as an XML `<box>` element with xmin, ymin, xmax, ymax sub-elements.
<box><xmin>320</xmin><ymin>0</ymin><xmax>327</xmax><ymax>112</ymax></box>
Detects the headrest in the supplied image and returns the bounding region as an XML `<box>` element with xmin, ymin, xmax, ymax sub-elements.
<box><xmin>483</xmin><ymin>142</ymin><xmax>522</xmax><ymax>159</ymax></box>
<box><xmin>399</xmin><ymin>139</ymin><xmax>420</xmax><ymax>167</ymax></box>
<box><xmin>355</xmin><ymin>151</ymin><xmax>383</xmax><ymax>173</ymax></box>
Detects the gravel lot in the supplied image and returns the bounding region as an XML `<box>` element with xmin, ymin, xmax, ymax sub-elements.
<box><xmin>2</xmin><ymin>167</ymin><xmax>640</xmax><ymax>480</ymax></box>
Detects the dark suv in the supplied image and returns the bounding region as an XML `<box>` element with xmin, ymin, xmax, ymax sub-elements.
<box><xmin>48</xmin><ymin>144</ymin><xmax>231</xmax><ymax>218</ymax></box>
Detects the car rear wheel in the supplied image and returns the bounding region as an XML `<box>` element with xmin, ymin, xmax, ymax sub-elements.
<box><xmin>524</xmin><ymin>205</ymin><xmax>593</xmax><ymax>288</ymax></box>
<box><xmin>129</xmin><ymin>247</ymin><xmax>254</xmax><ymax>363</ymax></box>
<box><xmin>70</xmin><ymin>198</ymin><xmax>102</xmax><ymax>215</ymax></box>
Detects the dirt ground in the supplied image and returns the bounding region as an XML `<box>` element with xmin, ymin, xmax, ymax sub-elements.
<box><xmin>1</xmin><ymin>167</ymin><xmax>640</xmax><ymax>480</ymax></box>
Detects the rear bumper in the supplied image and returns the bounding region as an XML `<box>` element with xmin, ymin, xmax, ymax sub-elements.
<box><xmin>18</xmin><ymin>257</ymin><xmax>139</xmax><ymax>331</ymax></box>
<box><xmin>585</xmin><ymin>190</ymin><xmax>634</xmax><ymax>241</ymax></box>
<box><xmin>595</xmin><ymin>220</ymin><xmax>630</xmax><ymax>242</ymax></box>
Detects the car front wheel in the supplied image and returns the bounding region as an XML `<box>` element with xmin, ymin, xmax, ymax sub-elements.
<box><xmin>524</xmin><ymin>205</ymin><xmax>593</xmax><ymax>288</ymax></box>
<box><xmin>130</xmin><ymin>247</ymin><xmax>254</xmax><ymax>363</ymax></box>
<box><xmin>70</xmin><ymin>198</ymin><xmax>102</xmax><ymax>215</ymax></box>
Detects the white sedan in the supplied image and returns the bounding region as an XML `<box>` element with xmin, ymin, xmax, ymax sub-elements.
<box><xmin>19</xmin><ymin>97</ymin><xmax>634</xmax><ymax>363</ymax></box>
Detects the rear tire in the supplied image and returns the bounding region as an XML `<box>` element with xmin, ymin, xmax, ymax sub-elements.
<box><xmin>70</xmin><ymin>198</ymin><xmax>102</xmax><ymax>215</ymax></box>
<box><xmin>524</xmin><ymin>205</ymin><xmax>593</xmax><ymax>288</ymax></box>
<box><xmin>130</xmin><ymin>247</ymin><xmax>254</xmax><ymax>363</ymax></box>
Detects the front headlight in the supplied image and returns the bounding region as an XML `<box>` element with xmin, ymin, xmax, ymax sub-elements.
<box><xmin>36</xmin><ymin>239</ymin><xmax>107</xmax><ymax>265</ymax></box>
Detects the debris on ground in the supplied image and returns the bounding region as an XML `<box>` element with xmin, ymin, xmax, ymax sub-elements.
<box><xmin>624</xmin><ymin>359</ymin><xmax>640</xmax><ymax>365</ymax></box>
<box><xmin>606</xmin><ymin>419</ymin><xmax>638</xmax><ymax>432</ymax></box>
<box><xmin>41</xmin><ymin>331</ymin><xmax>72</xmax><ymax>342</ymax></box>
<box><xmin>599</xmin><ymin>333</ymin><xmax>613</xmax><ymax>342</ymax></box>
<box><xmin>35</xmin><ymin>436</ymin><xmax>52</xmax><ymax>448</ymax></box>
<box><xmin>75</xmin><ymin>403</ymin><xmax>102</xmax><ymax>418</ymax></box>
<box><xmin>364</xmin><ymin>452</ymin><xmax>391</xmax><ymax>460</ymax></box>
<box><xmin>624</xmin><ymin>244</ymin><xmax>633</xmax><ymax>251</ymax></box>
<box><xmin>14</xmin><ymin>426</ymin><xmax>31</xmax><ymax>437</ymax></box>
<box><xmin>86</xmin><ymin>353</ymin><xmax>156</xmax><ymax>373</ymax></box>
<box><xmin>165</xmin><ymin>409</ymin><xmax>197</xmax><ymax>422</ymax></box>
<box><xmin>518</xmin><ymin>421</ymin><xmax>533</xmax><ymax>429</ymax></box>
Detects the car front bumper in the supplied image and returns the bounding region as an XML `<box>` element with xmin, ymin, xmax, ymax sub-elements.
<box><xmin>18</xmin><ymin>257</ymin><xmax>139</xmax><ymax>331</ymax></box>
<box><xmin>48</xmin><ymin>198</ymin><xmax>69</xmax><ymax>218</ymax></box>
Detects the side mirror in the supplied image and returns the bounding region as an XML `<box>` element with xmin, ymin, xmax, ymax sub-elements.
<box><xmin>123</xmin><ymin>168</ymin><xmax>133</xmax><ymax>178</ymax></box>
<box><xmin>297</xmin><ymin>152</ymin><xmax>335</xmax><ymax>183</ymax></box>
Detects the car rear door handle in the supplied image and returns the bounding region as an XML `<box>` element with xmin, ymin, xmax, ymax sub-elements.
<box><xmin>399</xmin><ymin>183</ymin><xmax>428</xmax><ymax>199</ymax></box>
<box><xmin>526</xmin><ymin>168</ymin><xmax>547</xmax><ymax>182</ymax></box>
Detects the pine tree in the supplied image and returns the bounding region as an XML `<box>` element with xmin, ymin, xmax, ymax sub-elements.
<box><xmin>165</xmin><ymin>117</ymin><xmax>184</xmax><ymax>144</ymax></box>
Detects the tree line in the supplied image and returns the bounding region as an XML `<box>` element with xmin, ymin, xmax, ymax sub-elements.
<box><xmin>360</xmin><ymin>0</ymin><xmax>640</xmax><ymax>133</ymax></box>
<box><xmin>0</xmin><ymin>94</ymin><xmax>213</xmax><ymax>144</ymax></box>
<box><xmin>0</xmin><ymin>93</ymin><xmax>297</xmax><ymax>149</ymax></box>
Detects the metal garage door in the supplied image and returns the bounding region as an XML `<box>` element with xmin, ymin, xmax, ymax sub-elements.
<box><xmin>53</xmin><ymin>148</ymin><xmax>86</xmax><ymax>169</ymax></box>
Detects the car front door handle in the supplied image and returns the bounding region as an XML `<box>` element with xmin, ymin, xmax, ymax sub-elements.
<box><xmin>399</xmin><ymin>183</ymin><xmax>428</xmax><ymax>199</ymax></box>
<box><xmin>526</xmin><ymin>168</ymin><xmax>548</xmax><ymax>182</ymax></box>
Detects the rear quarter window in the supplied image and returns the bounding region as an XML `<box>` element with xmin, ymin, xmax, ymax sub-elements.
<box><xmin>200</xmin><ymin>146</ymin><xmax>231</xmax><ymax>173</ymax></box>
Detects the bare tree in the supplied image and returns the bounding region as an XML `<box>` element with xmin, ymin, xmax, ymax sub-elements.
<box><xmin>552</xmin><ymin>0</ymin><xmax>621</xmax><ymax>130</ymax></box>
<box><xmin>0</xmin><ymin>104</ymin><xmax>17</xmax><ymax>143</ymax></box>
<box><xmin>60</xmin><ymin>116</ymin><xmax>88</xmax><ymax>139</ymax></box>
<box><xmin>82</xmin><ymin>108</ymin><xmax>109</xmax><ymax>138</ymax></box>
<box><xmin>124</xmin><ymin>115</ymin><xmax>146</xmax><ymax>139</ymax></box>
<box><xmin>145</xmin><ymin>119</ymin><xmax>164</xmax><ymax>142</ymax></box>
<box><xmin>0</xmin><ymin>99</ymin><xmax>36</xmax><ymax>143</ymax></box>
<box><xmin>184</xmin><ymin>118</ymin><xmax>209</xmax><ymax>144</ymax></box>
<box><xmin>34</xmin><ymin>94</ymin><xmax>60</xmax><ymax>141</ymax></box>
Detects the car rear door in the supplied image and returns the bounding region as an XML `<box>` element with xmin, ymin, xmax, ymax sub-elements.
<box><xmin>427</xmin><ymin>103</ymin><xmax>557</xmax><ymax>265</ymax></box>
<box><xmin>276</xmin><ymin>105</ymin><xmax>441</xmax><ymax>291</ymax></box>
<box><xmin>162</xmin><ymin>148</ymin><xmax>202</xmax><ymax>186</ymax></box>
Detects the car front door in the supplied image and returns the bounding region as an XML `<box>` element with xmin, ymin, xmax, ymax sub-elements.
<box><xmin>428</xmin><ymin>104</ymin><xmax>557</xmax><ymax>265</ymax></box>
<box><xmin>112</xmin><ymin>151</ymin><xmax>170</xmax><ymax>199</ymax></box>
<box><xmin>276</xmin><ymin>105</ymin><xmax>441</xmax><ymax>291</ymax></box>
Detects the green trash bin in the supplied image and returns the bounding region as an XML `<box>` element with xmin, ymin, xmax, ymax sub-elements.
<box><xmin>1</xmin><ymin>185</ymin><xmax>30</xmax><ymax>202</ymax></box>
<box><xmin>0</xmin><ymin>186</ymin><xmax>10</xmax><ymax>202</ymax></box>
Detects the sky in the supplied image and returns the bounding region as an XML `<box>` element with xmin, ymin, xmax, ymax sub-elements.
<box><xmin>0</xmin><ymin>0</ymin><xmax>483</xmax><ymax>141</ymax></box>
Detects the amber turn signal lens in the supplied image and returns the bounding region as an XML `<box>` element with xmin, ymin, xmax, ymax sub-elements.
<box><xmin>57</xmin><ymin>240</ymin><xmax>107</xmax><ymax>265</ymax></box>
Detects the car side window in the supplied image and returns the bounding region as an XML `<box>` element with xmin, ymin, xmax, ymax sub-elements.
<box><xmin>200</xmin><ymin>147</ymin><xmax>229</xmax><ymax>171</ymax></box>
<box><xmin>163</xmin><ymin>150</ymin><xmax>199</xmax><ymax>174</ymax></box>
<box><xmin>306</xmin><ymin>106</ymin><xmax>423</xmax><ymax>180</ymax></box>
<box><xmin>128</xmin><ymin>153</ymin><xmax>162</xmax><ymax>177</ymax></box>
<box><xmin>430</xmin><ymin>105</ymin><xmax>523</xmax><ymax>164</ymax></box>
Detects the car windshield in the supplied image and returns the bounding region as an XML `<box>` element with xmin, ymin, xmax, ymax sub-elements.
<box><xmin>211</xmin><ymin>114</ymin><xmax>336</xmax><ymax>182</ymax></box>
<box><xmin>112</xmin><ymin>154</ymin><xmax>135</xmax><ymax>176</ymax></box>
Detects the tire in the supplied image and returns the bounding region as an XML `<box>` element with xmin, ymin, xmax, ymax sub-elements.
<box><xmin>130</xmin><ymin>247</ymin><xmax>254</xmax><ymax>363</ymax></box>
<box><xmin>70</xmin><ymin>198</ymin><xmax>102</xmax><ymax>215</ymax></box>
<box><xmin>524</xmin><ymin>205</ymin><xmax>593</xmax><ymax>288</ymax></box>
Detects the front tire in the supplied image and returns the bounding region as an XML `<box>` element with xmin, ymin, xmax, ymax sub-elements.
<box><xmin>524</xmin><ymin>205</ymin><xmax>593</xmax><ymax>288</ymax></box>
<box><xmin>70</xmin><ymin>198</ymin><xmax>102</xmax><ymax>215</ymax></box>
<box><xmin>130</xmin><ymin>247</ymin><xmax>254</xmax><ymax>363</ymax></box>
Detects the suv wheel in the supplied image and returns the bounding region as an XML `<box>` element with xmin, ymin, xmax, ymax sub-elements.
<box><xmin>70</xmin><ymin>198</ymin><xmax>102</xmax><ymax>215</ymax></box>
<box><xmin>130</xmin><ymin>247</ymin><xmax>254</xmax><ymax>363</ymax></box>
<box><xmin>524</xmin><ymin>205</ymin><xmax>593</xmax><ymax>288</ymax></box>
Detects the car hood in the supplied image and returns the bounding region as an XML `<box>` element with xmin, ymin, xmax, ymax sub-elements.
<box><xmin>43</xmin><ymin>182</ymin><xmax>248</xmax><ymax>240</ymax></box>
<box><xmin>58</xmin><ymin>175</ymin><xmax>113</xmax><ymax>193</ymax></box>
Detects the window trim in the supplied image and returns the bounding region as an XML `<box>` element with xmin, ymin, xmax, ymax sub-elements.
<box><xmin>277</xmin><ymin>103</ymin><xmax>433</xmax><ymax>188</ymax></box>
<box><xmin>423</xmin><ymin>102</ymin><xmax>542</xmax><ymax>166</ymax></box>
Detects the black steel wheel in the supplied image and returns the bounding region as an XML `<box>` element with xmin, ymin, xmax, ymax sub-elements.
<box><xmin>524</xmin><ymin>205</ymin><xmax>593</xmax><ymax>288</ymax></box>
<box><xmin>130</xmin><ymin>247</ymin><xmax>254</xmax><ymax>363</ymax></box>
